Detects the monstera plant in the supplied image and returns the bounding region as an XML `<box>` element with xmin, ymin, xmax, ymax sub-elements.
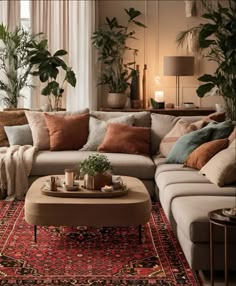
<box><xmin>177</xmin><ymin>0</ymin><xmax>236</xmax><ymax>120</ymax></box>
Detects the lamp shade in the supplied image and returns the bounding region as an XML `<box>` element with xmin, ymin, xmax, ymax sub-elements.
<box><xmin>163</xmin><ymin>56</ymin><xmax>194</xmax><ymax>76</ymax></box>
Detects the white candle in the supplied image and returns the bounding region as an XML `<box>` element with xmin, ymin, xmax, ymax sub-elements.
<box><xmin>154</xmin><ymin>91</ymin><xmax>164</xmax><ymax>102</ymax></box>
<box><xmin>65</xmin><ymin>169</ymin><xmax>74</xmax><ymax>186</ymax></box>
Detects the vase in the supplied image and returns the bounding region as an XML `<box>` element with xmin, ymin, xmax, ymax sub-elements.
<box><xmin>107</xmin><ymin>93</ymin><xmax>127</xmax><ymax>109</ymax></box>
<box><xmin>84</xmin><ymin>173</ymin><xmax>112</xmax><ymax>190</ymax></box>
<box><xmin>224</xmin><ymin>97</ymin><xmax>236</xmax><ymax>121</ymax></box>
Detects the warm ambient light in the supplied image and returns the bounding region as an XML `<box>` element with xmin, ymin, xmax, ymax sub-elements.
<box><xmin>154</xmin><ymin>91</ymin><xmax>164</xmax><ymax>102</ymax></box>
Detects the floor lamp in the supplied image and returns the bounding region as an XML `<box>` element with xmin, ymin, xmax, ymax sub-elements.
<box><xmin>163</xmin><ymin>56</ymin><xmax>194</xmax><ymax>108</ymax></box>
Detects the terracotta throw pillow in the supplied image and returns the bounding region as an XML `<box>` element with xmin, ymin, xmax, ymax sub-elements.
<box><xmin>205</xmin><ymin>111</ymin><xmax>226</xmax><ymax>123</ymax></box>
<box><xmin>97</xmin><ymin>123</ymin><xmax>150</xmax><ymax>156</ymax></box>
<box><xmin>159</xmin><ymin>119</ymin><xmax>201</xmax><ymax>157</ymax></box>
<box><xmin>25</xmin><ymin>109</ymin><xmax>89</xmax><ymax>150</ymax></box>
<box><xmin>44</xmin><ymin>113</ymin><xmax>89</xmax><ymax>151</ymax></box>
<box><xmin>0</xmin><ymin>111</ymin><xmax>28</xmax><ymax>147</ymax></box>
<box><xmin>184</xmin><ymin>138</ymin><xmax>229</xmax><ymax>170</ymax></box>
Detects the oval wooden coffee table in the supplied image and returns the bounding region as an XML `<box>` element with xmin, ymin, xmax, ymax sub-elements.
<box><xmin>25</xmin><ymin>175</ymin><xmax>152</xmax><ymax>243</ymax></box>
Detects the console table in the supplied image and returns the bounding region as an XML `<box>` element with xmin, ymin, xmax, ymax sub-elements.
<box><xmin>100</xmin><ymin>107</ymin><xmax>215</xmax><ymax>116</ymax></box>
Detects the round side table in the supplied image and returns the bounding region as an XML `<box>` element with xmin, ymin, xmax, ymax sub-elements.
<box><xmin>208</xmin><ymin>208</ymin><xmax>236</xmax><ymax>286</ymax></box>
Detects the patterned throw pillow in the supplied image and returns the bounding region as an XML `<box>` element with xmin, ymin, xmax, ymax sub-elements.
<box><xmin>159</xmin><ymin>119</ymin><xmax>204</xmax><ymax>157</ymax></box>
<box><xmin>97</xmin><ymin>123</ymin><xmax>150</xmax><ymax>156</ymax></box>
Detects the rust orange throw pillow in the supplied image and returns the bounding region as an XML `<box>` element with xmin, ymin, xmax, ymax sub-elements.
<box><xmin>44</xmin><ymin>113</ymin><xmax>89</xmax><ymax>150</ymax></box>
<box><xmin>97</xmin><ymin>123</ymin><xmax>150</xmax><ymax>155</ymax></box>
<box><xmin>184</xmin><ymin>138</ymin><xmax>229</xmax><ymax>170</ymax></box>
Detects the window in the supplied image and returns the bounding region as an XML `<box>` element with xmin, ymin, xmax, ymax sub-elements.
<box><xmin>21</xmin><ymin>0</ymin><xmax>30</xmax><ymax>30</ymax></box>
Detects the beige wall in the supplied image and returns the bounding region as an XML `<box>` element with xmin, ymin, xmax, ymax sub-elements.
<box><xmin>98</xmin><ymin>0</ymin><xmax>223</xmax><ymax>108</ymax></box>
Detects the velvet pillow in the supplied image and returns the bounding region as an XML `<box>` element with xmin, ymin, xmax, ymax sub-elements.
<box><xmin>184</xmin><ymin>138</ymin><xmax>229</xmax><ymax>170</ymax></box>
<box><xmin>81</xmin><ymin>114</ymin><xmax>134</xmax><ymax>151</ymax></box>
<box><xmin>97</xmin><ymin>123</ymin><xmax>150</xmax><ymax>156</ymax></box>
<box><xmin>199</xmin><ymin>139</ymin><xmax>236</xmax><ymax>187</ymax></box>
<box><xmin>205</xmin><ymin>111</ymin><xmax>226</xmax><ymax>122</ymax></box>
<box><xmin>159</xmin><ymin>119</ymin><xmax>203</xmax><ymax>157</ymax></box>
<box><xmin>44</xmin><ymin>113</ymin><xmax>89</xmax><ymax>151</ymax></box>
<box><xmin>0</xmin><ymin>111</ymin><xmax>28</xmax><ymax>147</ymax></box>
<box><xmin>25</xmin><ymin>109</ymin><xmax>89</xmax><ymax>150</ymax></box>
<box><xmin>4</xmin><ymin>124</ymin><xmax>33</xmax><ymax>146</ymax></box>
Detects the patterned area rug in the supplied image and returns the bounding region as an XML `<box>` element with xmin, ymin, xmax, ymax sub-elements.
<box><xmin>0</xmin><ymin>201</ymin><xmax>202</xmax><ymax>285</ymax></box>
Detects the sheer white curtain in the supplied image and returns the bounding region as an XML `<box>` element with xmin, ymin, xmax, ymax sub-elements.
<box><xmin>30</xmin><ymin>0</ymin><xmax>96</xmax><ymax>111</ymax></box>
<box><xmin>0</xmin><ymin>0</ymin><xmax>20</xmax><ymax>30</ymax></box>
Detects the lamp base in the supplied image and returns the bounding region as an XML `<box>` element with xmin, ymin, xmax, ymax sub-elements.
<box><xmin>150</xmin><ymin>98</ymin><xmax>165</xmax><ymax>109</ymax></box>
<box><xmin>222</xmin><ymin>207</ymin><xmax>236</xmax><ymax>219</ymax></box>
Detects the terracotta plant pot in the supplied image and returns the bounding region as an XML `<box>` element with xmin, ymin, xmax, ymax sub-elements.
<box><xmin>107</xmin><ymin>93</ymin><xmax>127</xmax><ymax>109</ymax></box>
<box><xmin>84</xmin><ymin>173</ymin><xmax>112</xmax><ymax>190</ymax></box>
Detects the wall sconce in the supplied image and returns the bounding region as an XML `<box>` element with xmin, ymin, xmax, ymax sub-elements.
<box><xmin>163</xmin><ymin>56</ymin><xmax>194</xmax><ymax>108</ymax></box>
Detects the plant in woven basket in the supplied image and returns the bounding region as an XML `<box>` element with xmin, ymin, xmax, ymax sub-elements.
<box><xmin>79</xmin><ymin>154</ymin><xmax>112</xmax><ymax>190</ymax></box>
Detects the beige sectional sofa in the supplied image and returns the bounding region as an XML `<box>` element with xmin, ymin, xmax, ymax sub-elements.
<box><xmin>2</xmin><ymin>109</ymin><xmax>235</xmax><ymax>271</ymax></box>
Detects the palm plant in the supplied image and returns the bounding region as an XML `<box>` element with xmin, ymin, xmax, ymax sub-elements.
<box><xmin>0</xmin><ymin>24</ymin><xmax>39</xmax><ymax>108</ymax></box>
<box><xmin>92</xmin><ymin>8</ymin><xmax>146</xmax><ymax>94</ymax></box>
<box><xmin>177</xmin><ymin>0</ymin><xmax>236</xmax><ymax>120</ymax></box>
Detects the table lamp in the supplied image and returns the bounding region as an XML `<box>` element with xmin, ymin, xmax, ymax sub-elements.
<box><xmin>163</xmin><ymin>56</ymin><xmax>194</xmax><ymax>107</ymax></box>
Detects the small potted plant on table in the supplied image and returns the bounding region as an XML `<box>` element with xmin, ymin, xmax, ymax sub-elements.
<box><xmin>79</xmin><ymin>154</ymin><xmax>112</xmax><ymax>190</ymax></box>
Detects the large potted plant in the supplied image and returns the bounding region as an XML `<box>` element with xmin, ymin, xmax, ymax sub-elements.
<box><xmin>30</xmin><ymin>39</ymin><xmax>76</xmax><ymax>111</ymax></box>
<box><xmin>177</xmin><ymin>0</ymin><xmax>236</xmax><ymax>120</ymax></box>
<box><xmin>79</xmin><ymin>154</ymin><xmax>112</xmax><ymax>190</ymax></box>
<box><xmin>92</xmin><ymin>8</ymin><xmax>146</xmax><ymax>108</ymax></box>
<box><xmin>0</xmin><ymin>24</ymin><xmax>40</xmax><ymax>108</ymax></box>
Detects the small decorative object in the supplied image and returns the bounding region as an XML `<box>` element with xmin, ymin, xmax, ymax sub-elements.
<box><xmin>65</xmin><ymin>169</ymin><xmax>75</xmax><ymax>186</ymax></box>
<box><xmin>150</xmin><ymin>98</ymin><xmax>165</xmax><ymax>109</ymax></box>
<box><xmin>222</xmin><ymin>208</ymin><xmax>236</xmax><ymax>219</ymax></box>
<box><xmin>183</xmin><ymin>102</ymin><xmax>196</xmax><ymax>109</ymax></box>
<box><xmin>92</xmin><ymin>8</ymin><xmax>146</xmax><ymax>109</ymax></box>
<box><xmin>101</xmin><ymin>185</ymin><xmax>113</xmax><ymax>192</ymax></box>
<box><xmin>50</xmin><ymin>176</ymin><xmax>57</xmax><ymax>191</ymax></box>
<box><xmin>79</xmin><ymin>154</ymin><xmax>112</xmax><ymax>190</ymax></box>
<box><xmin>142</xmin><ymin>64</ymin><xmax>148</xmax><ymax>108</ymax></box>
<box><xmin>166</xmin><ymin>103</ymin><xmax>175</xmax><ymax>109</ymax></box>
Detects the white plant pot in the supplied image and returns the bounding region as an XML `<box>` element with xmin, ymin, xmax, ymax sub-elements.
<box><xmin>107</xmin><ymin>93</ymin><xmax>127</xmax><ymax>109</ymax></box>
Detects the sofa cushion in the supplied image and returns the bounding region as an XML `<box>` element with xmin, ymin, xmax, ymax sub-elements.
<box><xmin>25</xmin><ymin>109</ymin><xmax>89</xmax><ymax>150</ymax></box>
<box><xmin>200</xmin><ymin>139</ymin><xmax>236</xmax><ymax>187</ymax></box>
<box><xmin>31</xmin><ymin>151</ymin><xmax>155</xmax><ymax>180</ymax></box>
<box><xmin>4</xmin><ymin>124</ymin><xmax>33</xmax><ymax>146</ymax></box>
<box><xmin>91</xmin><ymin>111</ymin><xmax>150</xmax><ymax>127</ymax></box>
<box><xmin>0</xmin><ymin>111</ymin><xmax>28</xmax><ymax>147</ymax></box>
<box><xmin>184</xmin><ymin>138</ymin><xmax>229</xmax><ymax>170</ymax></box>
<box><xmin>81</xmin><ymin>114</ymin><xmax>134</xmax><ymax>151</ymax></box>
<box><xmin>98</xmin><ymin>124</ymin><xmax>150</xmax><ymax>156</ymax></box>
<box><xmin>172</xmin><ymin>196</ymin><xmax>236</xmax><ymax>243</ymax></box>
<box><xmin>44</xmin><ymin>113</ymin><xmax>89</xmax><ymax>151</ymax></box>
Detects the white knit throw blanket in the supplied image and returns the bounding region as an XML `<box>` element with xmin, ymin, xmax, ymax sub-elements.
<box><xmin>0</xmin><ymin>145</ymin><xmax>37</xmax><ymax>200</ymax></box>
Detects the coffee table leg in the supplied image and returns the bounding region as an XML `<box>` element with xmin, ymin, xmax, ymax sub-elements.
<box><xmin>34</xmin><ymin>225</ymin><xmax>37</xmax><ymax>243</ymax></box>
<box><xmin>139</xmin><ymin>225</ymin><xmax>142</xmax><ymax>244</ymax></box>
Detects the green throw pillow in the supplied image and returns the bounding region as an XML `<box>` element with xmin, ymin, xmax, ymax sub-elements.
<box><xmin>166</xmin><ymin>120</ymin><xmax>233</xmax><ymax>164</ymax></box>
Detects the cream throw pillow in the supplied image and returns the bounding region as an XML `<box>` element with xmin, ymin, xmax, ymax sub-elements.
<box><xmin>81</xmin><ymin>114</ymin><xmax>134</xmax><ymax>151</ymax></box>
<box><xmin>159</xmin><ymin>119</ymin><xmax>204</xmax><ymax>157</ymax></box>
<box><xmin>200</xmin><ymin>139</ymin><xmax>236</xmax><ymax>187</ymax></box>
<box><xmin>25</xmin><ymin>109</ymin><xmax>89</xmax><ymax>150</ymax></box>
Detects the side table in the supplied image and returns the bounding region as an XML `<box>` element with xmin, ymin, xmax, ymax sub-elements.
<box><xmin>208</xmin><ymin>209</ymin><xmax>236</xmax><ymax>286</ymax></box>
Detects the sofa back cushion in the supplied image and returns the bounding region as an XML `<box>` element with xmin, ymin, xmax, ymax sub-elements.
<box><xmin>0</xmin><ymin>111</ymin><xmax>28</xmax><ymax>147</ymax></box>
<box><xmin>98</xmin><ymin>123</ymin><xmax>150</xmax><ymax>156</ymax></box>
<box><xmin>91</xmin><ymin>111</ymin><xmax>151</xmax><ymax>127</ymax></box>
<box><xmin>25</xmin><ymin>108</ymin><xmax>89</xmax><ymax>150</ymax></box>
<box><xmin>44</xmin><ymin>113</ymin><xmax>89</xmax><ymax>150</ymax></box>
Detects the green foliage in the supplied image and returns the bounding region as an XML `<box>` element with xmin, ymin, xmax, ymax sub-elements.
<box><xmin>29</xmin><ymin>41</ymin><xmax>76</xmax><ymax>110</ymax></box>
<box><xmin>92</xmin><ymin>8</ymin><xmax>146</xmax><ymax>93</ymax></box>
<box><xmin>79</xmin><ymin>154</ymin><xmax>112</xmax><ymax>177</ymax></box>
<box><xmin>0</xmin><ymin>23</ymin><xmax>40</xmax><ymax>108</ymax></box>
<box><xmin>176</xmin><ymin>0</ymin><xmax>236</xmax><ymax>120</ymax></box>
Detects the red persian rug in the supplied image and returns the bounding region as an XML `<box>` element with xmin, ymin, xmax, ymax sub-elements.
<box><xmin>0</xmin><ymin>201</ymin><xmax>202</xmax><ymax>285</ymax></box>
